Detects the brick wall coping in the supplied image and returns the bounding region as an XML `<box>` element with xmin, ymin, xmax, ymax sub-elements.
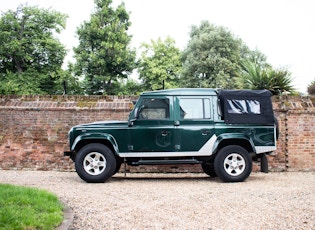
<box><xmin>1</xmin><ymin>94</ymin><xmax>315</xmax><ymax>109</ymax></box>
<box><xmin>0</xmin><ymin>95</ymin><xmax>138</xmax><ymax>110</ymax></box>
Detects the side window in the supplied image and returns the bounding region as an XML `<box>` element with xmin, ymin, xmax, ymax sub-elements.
<box><xmin>138</xmin><ymin>98</ymin><xmax>170</xmax><ymax>120</ymax></box>
<box><xmin>226</xmin><ymin>99</ymin><xmax>261</xmax><ymax>114</ymax></box>
<box><xmin>179</xmin><ymin>98</ymin><xmax>211</xmax><ymax>119</ymax></box>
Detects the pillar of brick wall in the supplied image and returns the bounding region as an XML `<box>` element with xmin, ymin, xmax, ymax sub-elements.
<box><xmin>271</xmin><ymin>96</ymin><xmax>315</xmax><ymax>172</ymax></box>
<box><xmin>0</xmin><ymin>94</ymin><xmax>314</xmax><ymax>172</ymax></box>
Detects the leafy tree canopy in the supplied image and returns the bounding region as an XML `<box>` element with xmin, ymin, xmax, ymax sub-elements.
<box><xmin>109</xmin><ymin>78</ymin><xmax>143</xmax><ymax>95</ymax></box>
<box><xmin>0</xmin><ymin>5</ymin><xmax>68</xmax><ymax>94</ymax></box>
<box><xmin>138</xmin><ymin>36</ymin><xmax>182</xmax><ymax>91</ymax></box>
<box><xmin>72</xmin><ymin>0</ymin><xmax>136</xmax><ymax>95</ymax></box>
<box><xmin>181</xmin><ymin>21</ymin><xmax>244</xmax><ymax>89</ymax></box>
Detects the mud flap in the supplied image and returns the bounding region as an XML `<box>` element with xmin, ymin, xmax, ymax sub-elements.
<box><xmin>260</xmin><ymin>153</ymin><xmax>268</xmax><ymax>173</ymax></box>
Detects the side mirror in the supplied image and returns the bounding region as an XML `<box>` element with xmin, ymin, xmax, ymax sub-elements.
<box><xmin>128</xmin><ymin>106</ymin><xmax>142</xmax><ymax>127</ymax></box>
<box><xmin>134</xmin><ymin>107</ymin><xmax>139</xmax><ymax>119</ymax></box>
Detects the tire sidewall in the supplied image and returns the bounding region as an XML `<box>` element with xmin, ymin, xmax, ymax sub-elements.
<box><xmin>214</xmin><ymin>145</ymin><xmax>252</xmax><ymax>182</ymax></box>
<box><xmin>75</xmin><ymin>143</ymin><xmax>116</xmax><ymax>183</ymax></box>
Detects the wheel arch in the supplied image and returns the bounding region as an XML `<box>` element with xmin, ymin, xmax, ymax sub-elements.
<box><xmin>213</xmin><ymin>134</ymin><xmax>254</xmax><ymax>155</ymax></box>
<box><xmin>72</xmin><ymin>133</ymin><xmax>119</xmax><ymax>157</ymax></box>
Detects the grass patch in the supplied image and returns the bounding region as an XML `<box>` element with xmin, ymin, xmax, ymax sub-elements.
<box><xmin>0</xmin><ymin>184</ymin><xmax>64</xmax><ymax>230</ymax></box>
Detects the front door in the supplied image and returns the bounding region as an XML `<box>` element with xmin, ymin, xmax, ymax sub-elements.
<box><xmin>128</xmin><ymin>96</ymin><xmax>176</xmax><ymax>152</ymax></box>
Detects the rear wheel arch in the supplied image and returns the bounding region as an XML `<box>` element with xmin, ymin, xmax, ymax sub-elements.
<box><xmin>214</xmin><ymin>138</ymin><xmax>254</xmax><ymax>155</ymax></box>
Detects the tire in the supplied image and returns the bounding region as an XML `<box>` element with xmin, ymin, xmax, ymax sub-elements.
<box><xmin>75</xmin><ymin>143</ymin><xmax>117</xmax><ymax>183</ymax></box>
<box><xmin>214</xmin><ymin>145</ymin><xmax>252</xmax><ymax>182</ymax></box>
<box><xmin>201</xmin><ymin>162</ymin><xmax>217</xmax><ymax>177</ymax></box>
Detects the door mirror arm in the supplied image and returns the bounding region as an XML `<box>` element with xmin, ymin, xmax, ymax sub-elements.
<box><xmin>128</xmin><ymin>118</ymin><xmax>137</xmax><ymax>127</ymax></box>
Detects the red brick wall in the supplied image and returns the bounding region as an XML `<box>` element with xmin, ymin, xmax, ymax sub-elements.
<box><xmin>0</xmin><ymin>94</ymin><xmax>314</xmax><ymax>172</ymax></box>
<box><xmin>271</xmin><ymin>96</ymin><xmax>315</xmax><ymax>172</ymax></box>
<box><xmin>0</xmin><ymin>95</ymin><xmax>135</xmax><ymax>171</ymax></box>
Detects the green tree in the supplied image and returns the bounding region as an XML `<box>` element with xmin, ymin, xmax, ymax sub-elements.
<box><xmin>138</xmin><ymin>36</ymin><xmax>182</xmax><ymax>91</ymax></box>
<box><xmin>181</xmin><ymin>21</ymin><xmax>243</xmax><ymax>89</ymax></box>
<box><xmin>53</xmin><ymin>68</ymin><xmax>83</xmax><ymax>95</ymax></box>
<box><xmin>307</xmin><ymin>79</ymin><xmax>315</xmax><ymax>95</ymax></box>
<box><xmin>72</xmin><ymin>0</ymin><xmax>136</xmax><ymax>95</ymax></box>
<box><xmin>240</xmin><ymin>46</ymin><xmax>270</xmax><ymax>69</ymax></box>
<box><xmin>240</xmin><ymin>60</ymin><xmax>295</xmax><ymax>95</ymax></box>
<box><xmin>110</xmin><ymin>78</ymin><xmax>143</xmax><ymax>95</ymax></box>
<box><xmin>0</xmin><ymin>5</ymin><xmax>68</xmax><ymax>94</ymax></box>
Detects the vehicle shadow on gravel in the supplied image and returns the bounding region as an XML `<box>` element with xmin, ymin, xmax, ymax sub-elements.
<box><xmin>107</xmin><ymin>172</ymin><xmax>270</xmax><ymax>183</ymax></box>
<box><xmin>110</xmin><ymin>174</ymin><xmax>220</xmax><ymax>183</ymax></box>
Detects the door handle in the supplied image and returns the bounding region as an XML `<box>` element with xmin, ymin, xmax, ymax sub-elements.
<box><xmin>161</xmin><ymin>131</ymin><xmax>169</xmax><ymax>137</ymax></box>
<box><xmin>201</xmin><ymin>130</ymin><xmax>210</xmax><ymax>135</ymax></box>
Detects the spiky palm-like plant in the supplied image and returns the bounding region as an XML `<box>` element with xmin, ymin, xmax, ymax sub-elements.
<box><xmin>240</xmin><ymin>61</ymin><xmax>294</xmax><ymax>95</ymax></box>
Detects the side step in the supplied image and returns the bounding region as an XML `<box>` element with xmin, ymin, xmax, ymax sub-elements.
<box><xmin>130</xmin><ymin>159</ymin><xmax>202</xmax><ymax>166</ymax></box>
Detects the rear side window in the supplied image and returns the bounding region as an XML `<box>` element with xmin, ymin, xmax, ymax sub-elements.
<box><xmin>218</xmin><ymin>89</ymin><xmax>275</xmax><ymax>124</ymax></box>
<box><xmin>179</xmin><ymin>98</ymin><xmax>211</xmax><ymax>119</ymax></box>
<box><xmin>227</xmin><ymin>99</ymin><xmax>261</xmax><ymax>114</ymax></box>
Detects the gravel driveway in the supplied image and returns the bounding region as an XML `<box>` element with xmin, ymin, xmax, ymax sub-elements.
<box><xmin>0</xmin><ymin>170</ymin><xmax>314</xmax><ymax>229</ymax></box>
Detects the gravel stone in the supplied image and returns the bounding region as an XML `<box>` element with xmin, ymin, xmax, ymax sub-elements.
<box><xmin>0</xmin><ymin>170</ymin><xmax>314</xmax><ymax>229</ymax></box>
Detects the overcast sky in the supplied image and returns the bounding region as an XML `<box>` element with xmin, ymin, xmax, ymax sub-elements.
<box><xmin>2</xmin><ymin>0</ymin><xmax>314</xmax><ymax>93</ymax></box>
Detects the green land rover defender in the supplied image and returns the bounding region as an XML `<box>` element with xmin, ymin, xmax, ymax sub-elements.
<box><xmin>64</xmin><ymin>88</ymin><xmax>278</xmax><ymax>183</ymax></box>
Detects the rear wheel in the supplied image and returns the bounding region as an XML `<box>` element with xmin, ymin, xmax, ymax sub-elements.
<box><xmin>214</xmin><ymin>145</ymin><xmax>252</xmax><ymax>182</ymax></box>
<box><xmin>75</xmin><ymin>143</ymin><xmax>116</xmax><ymax>183</ymax></box>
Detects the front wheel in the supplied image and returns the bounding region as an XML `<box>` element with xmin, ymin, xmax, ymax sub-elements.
<box><xmin>214</xmin><ymin>145</ymin><xmax>252</xmax><ymax>182</ymax></box>
<box><xmin>75</xmin><ymin>143</ymin><xmax>117</xmax><ymax>183</ymax></box>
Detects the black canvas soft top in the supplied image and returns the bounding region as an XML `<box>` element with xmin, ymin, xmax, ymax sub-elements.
<box><xmin>218</xmin><ymin>89</ymin><xmax>275</xmax><ymax>124</ymax></box>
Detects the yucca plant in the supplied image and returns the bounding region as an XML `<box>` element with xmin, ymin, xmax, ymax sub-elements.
<box><xmin>267</xmin><ymin>68</ymin><xmax>295</xmax><ymax>95</ymax></box>
<box><xmin>240</xmin><ymin>61</ymin><xmax>294</xmax><ymax>95</ymax></box>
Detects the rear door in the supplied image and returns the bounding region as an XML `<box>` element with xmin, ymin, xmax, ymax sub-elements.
<box><xmin>175</xmin><ymin>96</ymin><xmax>215</xmax><ymax>153</ymax></box>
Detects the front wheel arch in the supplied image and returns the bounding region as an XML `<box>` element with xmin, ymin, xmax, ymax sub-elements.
<box><xmin>74</xmin><ymin>138</ymin><xmax>120</xmax><ymax>156</ymax></box>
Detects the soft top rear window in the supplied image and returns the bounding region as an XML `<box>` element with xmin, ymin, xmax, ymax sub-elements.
<box><xmin>218</xmin><ymin>90</ymin><xmax>275</xmax><ymax>124</ymax></box>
